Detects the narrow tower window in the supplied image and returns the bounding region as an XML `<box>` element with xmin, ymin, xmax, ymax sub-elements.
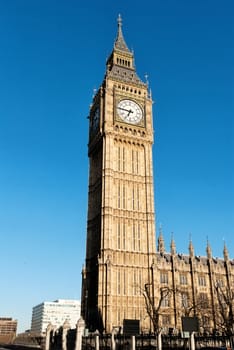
<box><xmin>132</xmin><ymin>150</ymin><xmax>134</xmax><ymax>173</ymax></box>
<box><xmin>118</xmin><ymin>146</ymin><xmax>121</xmax><ymax>171</ymax></box>
<box><xmin>132</xmin><ymin>185</ymin><xmax>135</xmax><ymax>210</ymax></box>
<box><xmin>181</xmin><ymin>292</ymin><xmax>188</xmax><ymax>308</ymax></box>
<box><xmin>123</xmin><ymin>270</ymin><xmax>126</xmax><ymax>295</ymax></box>
<box><xmin>123</xmin><ymin>147</ymin><xmax>125</xmax><ymax>172</ymax></box>
<box><xmin>117</xmin><ymin>270</ymin><xmax>121</xmax><ymax>295</ymax></box>
<box><xmin>133</xmin><ymin>223</ymin><xmax>136</xmax><ymax>250</ymax></box>
<box><xmin>118</xmin><ymin>183</ymin><xmax>121</xmax><ymax>208</ymax></box>
<box><xmin>180</xmin><ymin>274</ymin><xmax>188</xmax><ymax>285</ymax></box>
<box><xmin>139</xmin><ymin>270</ymin><xmax>142</xmax><ymax>294</ymax></box>
<box><xmin>133</xmin><ymin>271</ymin><xmax>137</xmax><ymax>295</ymax></box>
<box><xmin>137</xmin><ymin>185</ymin><xmax>140</xmax><ymax>211</ymax></box>
<box><xmin>123</xmin><ymin>223</ymin><xmax>126</xmax><ymax>249</ymax></box>
<box><xmin>117</xmin><ymin>221</ymin><xmax>121</xmax><ymax>249</ymax></box>
<box><xmin>138</xmin><ymin>223</ymin><xmax>141</xmax><ymax>250</ymax></box>
<box><xmin>136</xmin><ymin>150</ymin><xmax>139</xmax><ymax>174</ymax></box>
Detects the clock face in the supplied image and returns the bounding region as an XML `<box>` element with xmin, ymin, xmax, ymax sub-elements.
<box><xmin>117</xmin><ymin>99</ymin><xmax>143</xmax><ymax>124</ymax></box>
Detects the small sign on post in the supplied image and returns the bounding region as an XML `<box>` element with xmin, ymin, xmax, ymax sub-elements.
<box><xmin>181</xmin><ymin>317</ymin><xmax>199</xmax><ymax>333</ymax></box>
<box><xmin>123</xmin><ymin>319</ymin><xmax>140</xmax><ymax>335</ymax></box>
<box><xmin>182</xmin><ymin>317</ymin><xmax>198</xmax><ymax>350</ymax></box>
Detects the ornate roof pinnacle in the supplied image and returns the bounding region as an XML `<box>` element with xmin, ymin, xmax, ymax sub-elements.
<box><xmin>189</xmin><ymin>235</ymin><xmax>194</xmax><ymax>257</ymax></box>
<box><xmin>223</xmin><ymin>241</ymin><xmax>229</xmax><ymax>261</ymax></box>
<box><xmin>158</xmin><ymin>224</ymin><xmax>165</xmax><ymax>254</ymax></box>
<box><xmin>170</xmin><ymin>232</ymin><xmax>176</xmax><ymax>255</ymax></box>
<box><xmin>206</xmin><ymin>237</ymin><xmax>212</xmax><ymax>259</ymax></box>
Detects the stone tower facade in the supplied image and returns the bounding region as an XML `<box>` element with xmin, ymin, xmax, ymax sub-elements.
<box><xmin>81</xmin><ymin>16</ymin><xmax>156</xmax><ymax>333</ymax></box>
<box><xmin>81</xmin><ymin>16</ymin><xmax>234</xmax><ymax>336</ymax></box>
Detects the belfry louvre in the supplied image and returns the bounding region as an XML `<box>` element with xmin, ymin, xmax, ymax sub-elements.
<box><xmin>81</xmin><ymin>16</ymin><xmax>234</xmax><ymax>335</ymax></box>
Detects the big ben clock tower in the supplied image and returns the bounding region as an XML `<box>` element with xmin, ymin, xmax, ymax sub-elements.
<box><xmin>81</xmin><ymin>15</ymin><xmax>156</xmax><ymax>333</ymax></box>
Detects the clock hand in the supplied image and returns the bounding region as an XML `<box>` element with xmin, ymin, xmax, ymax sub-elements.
<box><xmin>117</xmin><ymin>107</ymin><xmax>131</xmax><ymax>113</ymax></box>
<box><xmin>127</xmin><ymin>109</ymin><xmax>133</xmax><ymax>116</ymax></box>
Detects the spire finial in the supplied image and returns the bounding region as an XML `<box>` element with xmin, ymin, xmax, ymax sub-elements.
<box><xmin>117</xmin><ymin>14</ymin><xmax>122</xmax><ymax>28</ymax></box>
<box><xmin>145</xmin><ymin>73</ymin><xmax>149</xmax><ymax>85</ymax></box>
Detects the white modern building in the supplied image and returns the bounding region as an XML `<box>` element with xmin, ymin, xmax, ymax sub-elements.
<box><xmin>31</xmin><ymin>299</ymin><xmax>80</xmax><ymax>334</ymax></box>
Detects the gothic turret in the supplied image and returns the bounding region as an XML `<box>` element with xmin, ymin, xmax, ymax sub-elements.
<box><xmin>206</xmin><ymin>239</ymin><xmax>212</xmax><ymax>259</ymax></box>
<box><xmin>189</xmin><ymin>238</ymin><xmax>194</xmax><ymax>258</ymax></box>
<box><xmin>157</xmin><ymin>225</ymin><xmax>165</xmax><ymax>254</ymax></box>
<box><xmin>170</xmin><ymin>235</ymin><xmax>176</xmax><ymax>255</ymax></box>
<box><xmin>223</xmin><ymin>242</ymin><xmax>229</xmax><ymax>261</ymax></box>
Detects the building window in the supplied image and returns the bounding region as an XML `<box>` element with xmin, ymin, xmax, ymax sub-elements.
<box><xmin>132</xmin><ymin>150</ymin><xmax>134</xmax><ymax>173</ymax></box>
<box><xmin>132</xmin><ymin>186</ymin><xmax>135</xmax><ymax>210</ymax></box>
<box><xmin>201</xmin><ymin>315</ymin><xmax>210</xmax><ymax>330</ymax></box>
<box><xmin>117</xmin><ymin>183</ymin><xmax>121</xmax><ymax>208</ymax></box>
<box><xmin>199</xmin><ymin>293</ymin><xmax>208</xmax><ymax>302</ymax></box>
<box><xmin>198</xmin><ymin>275</ymin><xmax>206</xmax><ymax>286</ymax></box>
<box><xmin>131</xmin><ymin>149</ymin><xmax>139</xmax><ymax>174</ymax></box>
<box><xmin>160</xmin><ymin>273</ymin><xmax>168</xmax><ymax>284</ymax></box>
<box><xmin>139</xmin><ymin>271</ymin><xmax>142</xmax><ymax>294</ymax></box>
<box><xmin>137</xmin><ymin>223</ymin><xmax>141</xmax><ymax>250</ymax></box>
<box><xmin>123</xmin><ymin>270</ymin><xmax>126</xmax><ymax>295</ymax></box>
<box><xmin>162</xmin><ymin>315</ymin><xmax>170</xmax><ymax>326</ymax></box>
<box><xmin>161</xmin><ymin>295</ymin><xmax>170</xmax><ymax>307</ymax></box>
<box><xmin>181</xmin><ymin>292</ymin><xmax>189</xmax><ymax>308</ymax></box>
<box><xmin>180</xmin><ymin>274</ymin><xmax>187</xmax><ymax>285</ymax></box>
<box><xmin>117</xmin><ymin>271</ymin><xmax>121</xmax><ymax>295</ymax></box>
<box><xmin>137</xmin><ymin>185</ymin><xmax>140</xmax><ymax>211</ymax></box>
<box><xmin>118</xmin><ymin>147</ymin><xmax>120</xmax><ymax>171</ymax></box>
<box><xmin>123</xmin><ymin>223</ymin><xmax>126</xmax><ymax>249</ymax></box>
<box><xmin>133</xmin><ymin>271</ymin><xmax>137</xmax><ymax>295</ymax></box>
<box><xmin>136</xmin><ymin>150</ymin><xmax>139</xmax><ymax>174</ymax></box>
<box><xmin>117</xmin><ymin>145</ymin><xmax>125</xmax><ymax>172</ymax></box>
<box><xmin>117</xmin><ymin>222</ymin><xmax>121</xmax><ymax>249</ymax></box>
<box><xmin>117</xmin><ymin>309</ymin><xmax>120</xmax><ymax>324</ymax></box>
<box><xmin>133</xmin><ymin>223</ymin><xmax>136</xmax><ymax>250</ymax></box>
<box><xmin>216</xmin><ymin>277</ymin><xmax>224</xmax><ymax>288</ymax></box>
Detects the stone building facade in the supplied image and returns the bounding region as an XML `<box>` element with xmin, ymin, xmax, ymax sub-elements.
<box><xmin>81</xmin><ymin>16</ymin><xmax>234</xmax><ymax>335</ymax></box>
<box><xmin>0</xmin><ymin>317</ymin><xmax>17</xmax><ymax>344</ymax></box>
<box><xmin>153</xmin><ymin>231</ymin><xmax>233</xmax><ymax>335</ymax></box>
<box><xmin>31</xmin><ymin>299</ymin><xmax>81</xmax><ymax>335</ymax></box>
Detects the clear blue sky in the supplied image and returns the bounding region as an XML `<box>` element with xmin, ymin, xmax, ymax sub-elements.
<box><xmin>0</xmin><ymin>0</ymin><xmax>233</xmax><ymax>333</ymax></box>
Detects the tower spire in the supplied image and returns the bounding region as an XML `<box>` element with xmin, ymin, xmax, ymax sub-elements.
<box><xmin>114</xmin><ymin>14</ymin><xmax>131</xmax><ymax>53</ymax></box>
<box><xmin>106</xmin><ymin>15</ymin><xmax>144</xmax><ymax>85</ymax></box>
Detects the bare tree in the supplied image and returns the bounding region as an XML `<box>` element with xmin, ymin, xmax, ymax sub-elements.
<box><xmin>213</xmin><ymin>283</ymin><xmax>234</xmax><ymax>337</ymax></box>
<box><xmin>195</xmin><ymin>294</ymin><xmax>213</xmax><ymax>334</ymax></box>
<box><xmin>142</xmin><ymin>281</ymin><xmax>234</xmax><ymax>338</ymax></box>
<box><xmin>142</xmin><ymin>283</ymin><xmax>172</xmax><ymax>334</ymax></box>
